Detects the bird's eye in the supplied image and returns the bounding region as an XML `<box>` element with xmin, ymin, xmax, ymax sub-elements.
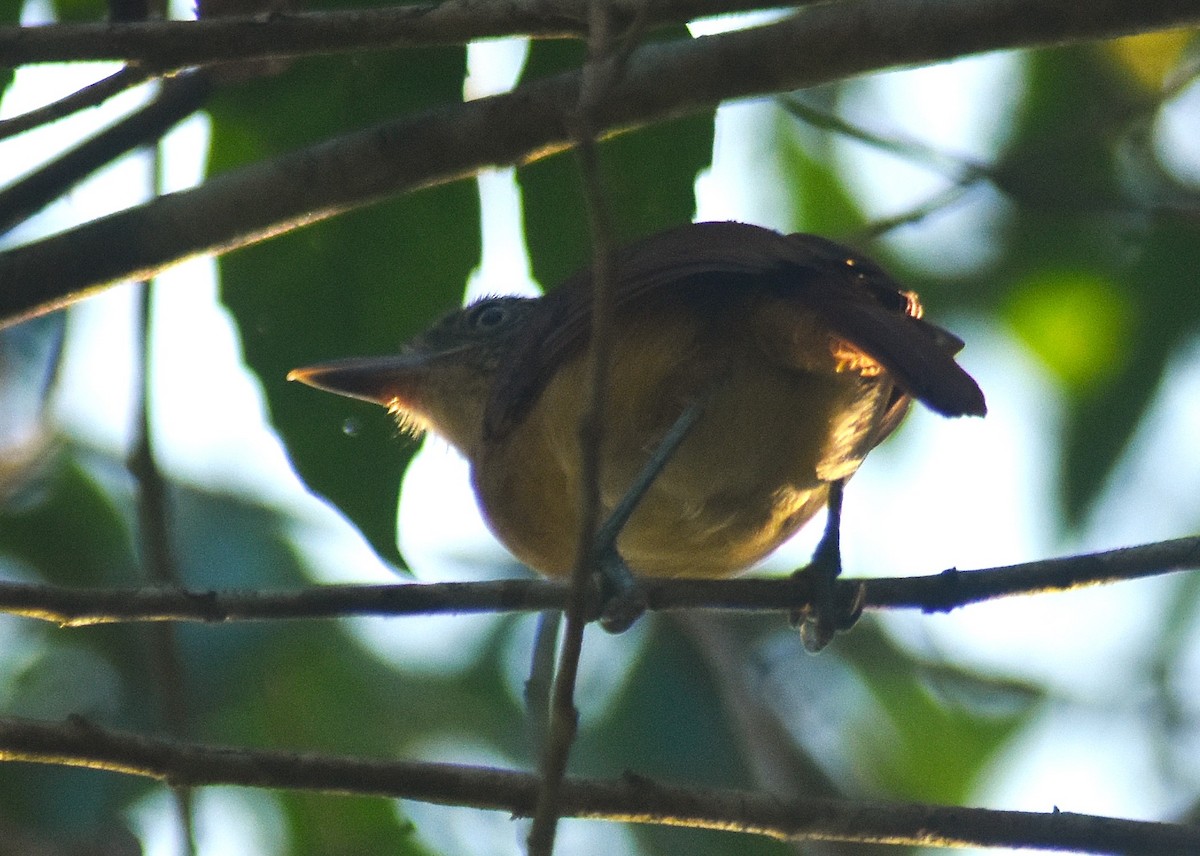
<box><xmin>468</xmin><ymin>302</ymin><xmax>510</xmax><ymax>331</ymax></box>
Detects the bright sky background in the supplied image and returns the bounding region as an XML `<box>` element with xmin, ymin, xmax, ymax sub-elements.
<box><xmin>3</xmin><ymin>8</ymin><xmax>1200</xmax><ymax>855</ymax></box>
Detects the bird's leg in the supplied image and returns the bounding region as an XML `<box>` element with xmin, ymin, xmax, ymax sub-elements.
<box><xmin>791</xmin><ymin>479</ymin><xmax>865</xmax><ymax>652</ymax></box>
<box><xmin>592</xmin><ymin>394</ymin><xmax>710</xmax><ymax>633</ymax></box>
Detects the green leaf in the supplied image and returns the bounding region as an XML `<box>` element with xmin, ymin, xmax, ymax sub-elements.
<box><xmin>48</xmin><ymin>0</ymin><xmax>97</xmax><ymax>24</ymax></box>
<box><xmin>841</xmin><ymin>623</ymin><xmax>1038</xmax><ymax>804</ymax></box>
<box><xmin>0</xmin><ymin>0</ymin><xmax>20</xmax><ymax>100</ymax></box>
<box><xmin>974</xmin><ymin>44</ymin><xmax>1199</xmax><ymax>523</ymax></box>
<box><xmin>991</xmin><ymin>46</ymin><xmax>1143</xmax><ymax>210</ymax></box>
<box><xmin>280</xmin><ymin>791</ymin><xmax>431</xmax><ymax>856</ymax></box>
<box><xmin>209</xmin><ymin>46</ymin><xmax>479</xmax><ymax>565</ymax></box>
<box><xmin>771</xmin><ymin>97</ymin><xmax>866</xmax><ymax>237</ymax></box>
<box><xmin>0</xmin><ymin>451</ymin><xmax>136</xmax><ymax>588</ymax></box>
<box><xmin>587</xmin><ymin>619</ymin><xmax>791</xmax><ymax>856</ymax></box>
<box><xmin>1058</xmin><ymin>215</ymin><xmax>1200</xmax><ymax>519</ymax></box>
<box><xmin>1006</xmin><ymin>269</ymin><xmax>1132</xmax><ymax>390</ymax></box>
<box><xmin>517</xmin><ymin>37</ymin><xmax>715</xmax><ymax>289</ymax></box>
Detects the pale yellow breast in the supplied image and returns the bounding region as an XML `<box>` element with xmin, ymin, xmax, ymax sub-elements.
<box><xmin>471</xmin><ymin>296</ymin><xmax>894</xmax><ymax>578</ymax></box>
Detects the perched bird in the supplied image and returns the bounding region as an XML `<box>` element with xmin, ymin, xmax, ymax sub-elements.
<box><xmin>290</xmin><ymin>222</ymin><xmax>985</xmax><ymax>620</ymax></box>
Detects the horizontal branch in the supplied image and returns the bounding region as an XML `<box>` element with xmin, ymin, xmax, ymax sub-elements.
<box><xmin>2</xmin><ymin>0</ymin><xmax>1199</xmax><ymax>325</ymax></box>
<box><xmin>0</xmin><ymin>716</ymin><xmax>1194</xmax><ymax>853</ymax></box>
<box><xmin>0</xmin><ymin>0</ymin><xmax>799</xmax><ymax>66</ymax></box>
<box><xmin>0</xmin><ymin>536</ymin><xmax>1194</xmax><ymax>627</ymax></box>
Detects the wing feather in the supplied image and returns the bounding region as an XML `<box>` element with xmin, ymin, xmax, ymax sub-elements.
<box><xmin>484</xmin><ymin>222</ymin><xmax>984</xmax><ymax>439</ymax></box>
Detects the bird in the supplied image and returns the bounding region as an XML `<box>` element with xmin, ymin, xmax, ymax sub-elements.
<box><xmin>289</xmin><ymin>221</ymin><xmax>985</xmax><ymax>640</ymax></box>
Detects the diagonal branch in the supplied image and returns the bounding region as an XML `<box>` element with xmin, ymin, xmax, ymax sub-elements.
<box><xmin>0</xmin><ymin>715</ymin><xmax>1196</xmax><ymax>853</ymax></box>
<box><xmin>2</xmin><ymin>0</ymin><xmax>1199</xmax><ymax>326</ymax></box>
<box><xmin>0</xmin><ymin>0</ymin><xmax>806</xmax><ymax>66</ymax></box>
<box><xmin>0</xmin><ymin>65</ymin><xmax>153</xmax><ymax>141</ymax></box>
<box><xmin>0</xmin><ymin>536</ymin><xmax>1194</xmax><ymax>627</ymax></box>
<box><xmin>0</xmin><ymin>71</ymin><xmax>211</xmax><ymax>236</ymax></box>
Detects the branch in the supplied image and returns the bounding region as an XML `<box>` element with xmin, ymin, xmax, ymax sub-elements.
<box><xmin>0</xmin><ymin>65</ymin><xmax>153</xmax><ymax>142</ymax></box>
<box><xmin>860</xmin><ymin>536</ymin><xmax>1200</xmax><ymax>612</ymax></box>
<box><xmin>528</xmin><ymin>2</ymin><xmax>641</xmax><ymax>847</ymax></box>
<box><xmin>3</xmin><ymin>0</ymin><xmax>1199</xmax><ymax>325</ymax></box>
<box><xmin>0</xmin><ymin>71</ymin><xmax>210</xmax><ymax>236</ymax></box>
<box><xmin>0</xmin><ymin>537</ymin><xmax>1194</xmax><ymax>626</ymax></box>
<box><xmin>0</xmin><ymin>0</ymin><xmax>800</xmax><ymax>66</ymax></box>
<box><xmin>0</xmin><ymin>715</ymin><xmax>1190</xmax><ymax>854</ymax></box>
<box><xmin>128</xmin><ymin>159</ymin><xmax>199</xmax><ymax>855</ymax></box>
<box><xmin>0</xmin><ymin>716</ymin><xmax>1195</xmax><ymax>853</ymax></box>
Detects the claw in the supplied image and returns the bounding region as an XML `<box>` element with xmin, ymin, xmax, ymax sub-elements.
<box><xmin>595</xmin><ymin>548</ymin><xmax>647</xmax><ymax>634</ymax></box>
<box><xmin>790</xmin><ymin>479</ymin><xmax>860</xmax><ymax>652</ymax></box>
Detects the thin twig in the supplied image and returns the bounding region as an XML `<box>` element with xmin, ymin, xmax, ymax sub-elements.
<box><xmin>527</xmin><ymin>2</ymin><xmax>623</xmax><ymax>850</ymax></box>
<box><xmin>780</xmin><ymin>94</ymin><xmax>989</xmax><ymax>184</ymax></box>
<box><xmin>126</xmin><ymin>112</ymin><xmax>197</xmax><ymax>856</ymax></box>
<box><xmin>524</xmin><ymin>611</ymin><xmax>562</xmax><ymax>759</ymax></box>
<box><xmin>0</xmin><ymin>70</ymin><xmax>210</xmax><ymax>237</ymax></box>
<box><xmin>0</xmin><ymin>577</ymin><xmax>570</xmax><ymax>625</ymax></box>
<box><xmin>0</xmin><ymin>716</ymin><xmax>1196</xmax><ymax>854</ymax></box>
<box><xmin>0</xmin><ymin>65</ymin><xmax>155</xmax><ymax>142</ymax></box>
<box><xmin>0</xmin><ymin>537</ymin><xmax>1195</xmax><ymax>626</ymax></box>
<box><xmin>779</xmin><ymin>93</ymin><xmax>994</xmax><ymax>239</ymax></box>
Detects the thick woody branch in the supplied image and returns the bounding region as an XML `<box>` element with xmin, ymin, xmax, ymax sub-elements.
<box><xmin>0</xmin><ymin>716</ymin><xmax>1195</xmax><ymax>853</ymax></box>
<box><xmin>0</xmin><ymin>537</ymin><xmax>1194</xmax><ymax>627</ymax></box>
<box><xmin>0</xmin><ymin>0</ymin><xmax>799</xmax><ymax>66</ymax></box>
<box><xmin>2</xmin><ymin>0</ymin><xmax>1199</xmax><ymax>325</ymax></box>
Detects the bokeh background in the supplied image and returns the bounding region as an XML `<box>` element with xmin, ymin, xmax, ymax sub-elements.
<box><xmin>1</xmin><ymin>1</ymin><xmax>1199</xmax><ymax>853</ymax></box>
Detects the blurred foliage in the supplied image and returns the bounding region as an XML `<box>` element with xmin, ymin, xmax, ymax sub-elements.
<box><xmin>209</xmin><ymin>42</ymin><xmax>478</xmax><ymax>567</ymax></box>
<box><xmin>0</xmin><ymin>0</ymin><xmax>18</xmax><ymax>101</ymax></box>
<box><xmin>1106</xmin><ymin>28</ymin><xmax>1197</xmax><ymax>88</ymax></box>
<box><xmin>1006</xmin><ymin>269</ymin><xmax>1132</xmax><ymax>390</ymax></box>
<box><xmin>984</xmin><ymin>43</ymin><xmax>1200</xmax><ymax>521</ymax></box>
<box><xmin>778</xmin><ymin>40</ymin><xmax>1200</xmax><ymax>524</ymax></box>
<box><xmin>517</xmin><ymin>36</ymin><xmax>717</xmax><ymax>288</ymax></box>
<box><xmin>838</xmin><ymin>624</ymin><xmax>1035</xmax><ymax>805</ymax></box>
<box><xmin>1</xmin><ymin>4</ymin><xmax>1199</xmax><ymax>854</ymax></box>
<box><xmin>985</xmin><ymin>46</ymin><xmax>1173</xmax><ymax>521</ymax></box>
<box><xmin>45</xmin><ymin>0</ymin><xmax>93</xmax><ymax>23</ymax></box>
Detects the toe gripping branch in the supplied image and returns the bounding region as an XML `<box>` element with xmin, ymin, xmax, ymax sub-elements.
<box><xmin>791</xmin><ymin>480</ymin><xmax>866</xmax><ymax>652</ymax></box>
<box><xmin>586</xmin><ymin>393</ymin><xmax>867</xmax><ymax>645</ymax></box>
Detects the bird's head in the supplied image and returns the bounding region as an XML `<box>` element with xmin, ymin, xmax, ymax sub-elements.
<box><xmin>288</xmin><ymin>295</ymin><xmax>538</xmax><ymax>455</ymax></box>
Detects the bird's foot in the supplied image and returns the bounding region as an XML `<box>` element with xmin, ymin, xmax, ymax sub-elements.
<box><xmin>789</xmin><ymin>479</ymin><xmax>863</xmax><ymax>652</ymax></box>
<box><xmin>593</xmin><ymin>547</ymin><xmax>647</xmax><ymax>634</ymax></box>
<box><xmin>790</xmin><ymin>558</ymin><xmax>864</xmax><ymax>653</ymax></box>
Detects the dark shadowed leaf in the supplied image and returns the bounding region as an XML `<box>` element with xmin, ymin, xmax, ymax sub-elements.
<box><xmin>0</xmin><ymin>0</ymin><xmax>20</xmax><ymax>100</ymax></box>
<box><xmin>517</xmin><ymin>37</ymin><xmax>715</xmax><ymax>290</ymax></box>
<box><xmin>209</xmin><ymin>46</ymin><xmax>479</xmax><ymax>565</ymax></box>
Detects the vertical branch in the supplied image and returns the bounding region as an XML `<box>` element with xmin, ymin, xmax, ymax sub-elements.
<box><xmin>126</xmin><ymin>144</ymin><xmax>198</xmax><ymax>856</ymax></box>
<box><xmin>524</xmin><ymin>610</ymin><xmax>562</xmax><ymax>757</ymax></box>
<box><xmin>526</xmin><ymin>3</ymin><xmax>625</xmax><ymax>852</ymax></box>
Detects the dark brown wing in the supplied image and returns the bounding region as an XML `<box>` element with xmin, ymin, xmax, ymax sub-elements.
<box><xmin>483</xmin><ymin>222</ymin><xmax>985</xmax><ymax>439</ymax></box>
